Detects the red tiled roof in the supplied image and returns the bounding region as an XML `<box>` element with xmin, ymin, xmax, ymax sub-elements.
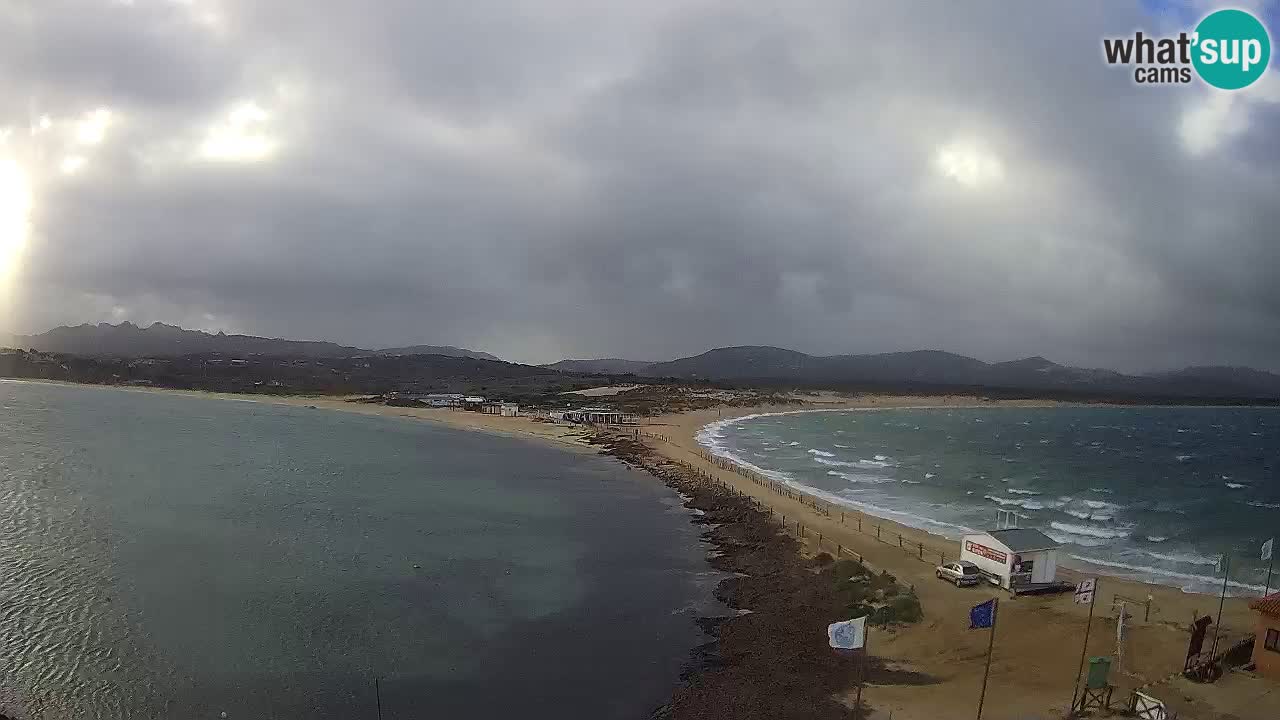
<box><xmin>1249</xmin><ymin>592</ymin><xmax>1280</xmax><ymax>616</ymax></box>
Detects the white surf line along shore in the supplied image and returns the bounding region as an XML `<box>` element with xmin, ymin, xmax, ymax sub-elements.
<box><xmin>692</xmin><ymin>406</ymin><xmax>1271</xmax><ymax>596</ymax></box>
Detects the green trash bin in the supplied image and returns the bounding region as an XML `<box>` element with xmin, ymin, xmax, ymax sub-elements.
<box><xmin>1086</xmin><ymin>656</ymin><xmax>1112</xmax><ymax>689</ymax></box>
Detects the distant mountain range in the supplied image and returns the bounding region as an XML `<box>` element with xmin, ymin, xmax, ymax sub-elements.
<box><xmin>6</xmin><ymin>323</ymin><xmax>501</xmax><ymax>362</ymax></box>
<box><xmin>7</xmin><ymin>324</ymin><xmax>1280</xmax><ymax>399</ymax></box>
<box><xmin>541</xmin><ymin>358</ymin><xmax>658</xmax><ymax>374</ymax></box>
<box><xmin>379</xmin><ymin>345</ymin><xmax>501</xmax><ymax>361</ymax></box>
<box><xmin>558</xmin><ymin>346</ymin><xmax>1280</xmax><ymax>399</ymax></box>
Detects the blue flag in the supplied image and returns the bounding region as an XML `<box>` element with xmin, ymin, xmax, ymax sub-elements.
<box><xmin>970</xmin><ymin>599</ymin><xmax>996</xmax><ymax>629</ymax></box>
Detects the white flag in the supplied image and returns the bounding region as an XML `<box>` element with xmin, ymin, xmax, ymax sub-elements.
<box><xmin>828</xmin><ymin>616</ymin><xmax>867</xmax><ymax>650</ymax></box>
<box><xmin>1216</xmin><ymin>555</ymin><xmax>1224</xmax><ymax>573</ymax></box>
<box><xmin>1074</xmin><ymin>578</ymin><xmax>1096</xmax><ymax>605</ymax></box>
<box><xmin>1264</xmin><ymin>538</ymin><xmax>1274</xmax><ymax>562</ymax></box>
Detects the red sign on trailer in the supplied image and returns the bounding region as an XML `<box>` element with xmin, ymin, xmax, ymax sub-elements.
<box><xmin>965</xmin><ymin>540</ymin><xmax>1008</xmax><ymax>565</ymax></box>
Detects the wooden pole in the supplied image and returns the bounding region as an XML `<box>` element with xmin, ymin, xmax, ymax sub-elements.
<box><xmin>976</xmin><ymin>599</ymin><xmax>999</xmax><ymax>720</ymax></box>
<box><xmin>1069</xmin><ymin>581</ymin><xmax>1098</xmax><ymax>715</ymax></box>
<box><xmin>375</xmin><ymin>676</ymin><xmax>383</xmax><ymax>720</ymax></box>
<box><xmin>1265</xmin><ymin>551</ymin><xmax>1275</xmax><ymax>598</ymax></box>
<box><xmin>855</xmin><ymin>625</ymin><xmax>869</xmax><ymax>720</ymax></box>
<box><xmin>1210</xmin><ymin>554</ymin><xmax>1230</xmax><ymax>658</ymax></box>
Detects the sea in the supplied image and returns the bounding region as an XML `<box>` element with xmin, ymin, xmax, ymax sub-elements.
<box><xmin>0</xmin><ymin>380</ymin><xmax>722</xmax><ymax>719</ymax></box>
<box><xmin>697</xmin><ymin>405</ymin><xmax>1279</xmax><ymax>596</ymax></box>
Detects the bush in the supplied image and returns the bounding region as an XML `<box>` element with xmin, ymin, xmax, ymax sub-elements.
<box><xmin>811</xmin><ymin>552</ymin><xmax>835</xmax><ymax>567</ymax></box>
<box><xmin>872</xmin><ymin>590</ymin><xmax>923</xmax><ymax>625</ymax></box>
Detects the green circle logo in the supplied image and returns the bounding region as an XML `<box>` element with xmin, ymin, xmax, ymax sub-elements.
<box><xmin>1192</xmin><ymin>9</ymin><xmax>1271</xmax><ymax>90</ymax></box>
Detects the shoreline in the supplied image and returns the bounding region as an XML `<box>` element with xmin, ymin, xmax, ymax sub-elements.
<box><xmin>636</xmin><ymin>403</ymin><xmax>1266</xmax><ymax>719</ymax></box>
<box><xmin>689</xmin><ymin>404</ymin><xmax>1271</xmax><ymax>596</ymax></box>
<box><xmin>5</xmin><ymin>378</ymin><xmax>1272</xmax><ymax>717</ymax></box>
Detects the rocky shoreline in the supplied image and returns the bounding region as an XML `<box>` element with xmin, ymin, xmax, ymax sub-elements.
<box><xmin>586</xmin><ymin>432</ymin><xmax>935</xmax><ymax>720</ymax></box>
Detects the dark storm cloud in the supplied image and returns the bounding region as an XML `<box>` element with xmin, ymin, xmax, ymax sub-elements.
<box><xmin>2</xmin><ymin>0</ymin><xmax>1278</xmax><ymax>370</ymax></box>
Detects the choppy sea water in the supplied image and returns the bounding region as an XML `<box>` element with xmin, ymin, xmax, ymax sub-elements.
<box><xmin>697</xmin><ymin>406</ymin><xmax>1279</xmax><ymax>595</ymax></box>
<box><xmin>0</xmin><ymin>380</ymin><xmax>721</xmax><ymax>719</ymax></box>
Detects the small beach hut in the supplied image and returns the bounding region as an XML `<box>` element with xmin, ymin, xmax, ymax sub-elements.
<box><xmin>1248</xmin><ymin>592</ymin><xmax>1280</xmax><ymax>679</ymax></box>
<box><xmin>959</xmin><ymin>528</ymin><xmax>1061</xmax><ymax>591</ymax></box>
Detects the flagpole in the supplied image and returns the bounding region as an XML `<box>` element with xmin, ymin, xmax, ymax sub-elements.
<box><xmin>976</xmin><ymin>598</ymin><xmax>999</xmax><ymax>720</ymax></box>
<box><xmin>1210</xmin><ymin>554</ymin><xmax>1230</xmax><ymax>659</ymax></box>
<box><xmin>1266</xmin><ymin>551</ymin><xmax>1275</xmax><ymax>598</ymax></box>
<box><xmin>855</xmin><ymin>627</ymin><xmax>868</xmax><ymax>720</ymax></box>
<box><xmin>1069</xmin><ymin>580</ymin><xmax>1098</xmax><ymax>715</ymax></box>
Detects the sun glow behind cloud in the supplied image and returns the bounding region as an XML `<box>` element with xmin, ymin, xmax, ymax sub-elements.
<box><xmin>199</xmin><ymin>101</ymin><xmax>278</xmax><ymax>162</ymax></box>
<box><xmin>934</xmin><ymin>140</ymin><xmax>1005</xmax><ymax>188</ymax></box>
<box><xmin>0</xmin><ymin>157</ymin><xmax>33</xmax><ymax>314</ymax></box>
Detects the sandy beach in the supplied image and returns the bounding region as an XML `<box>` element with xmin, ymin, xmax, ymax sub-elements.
<box><xmin>280</xmin><ymin>389</ymin><xmax>1273</xmax><ymax>720</ymax></box>
<box><xmin>9</xmin><ymin>379</ymin><xmax>1274</xmax><ymax>718</ymax></box>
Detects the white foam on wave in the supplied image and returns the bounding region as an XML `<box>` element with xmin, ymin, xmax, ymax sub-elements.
<box><xmin>1141</xmin><ymin>548</ymin><xmax>1219</xmax><ymax>566</ymax></box>
<box><xmin>1062</xmin><ymin>508</ymin><xmax>1113</xmax><ymax>522</ymax></box>
<box><xmin>1007</xmin><ymin>488</ymin><xmax>1040</xmax><ymax>495</ymax></box>
<box><xmin>812</xmin><ymin>456</ymin><xmax>856</xmax><ymax>467</ymax></box>
<box><xmin>901</xmin><ymin>479</ymin><xmax>921</xmax><ymax>484</ymax></box>
<box><xmin>1145</xmin><ymin>535</ymin><xmax>1168</xmax><ymax>543</ymax></box>
<box><xmin>808</xmin><ymin>448</ymin><xmax>835</xmax><ymax>457</ymax></box>
<box><xmin>924</xmin><ymin>473</ymin><xmax>936</xmax><ymax>479</ymax></box>
<box><xmin>1175</xmin><ymin>454</ymin><xmax>1194</xmax><ymax>462</ymax></box>
<box><xmin>1247</xmin><ymin>501</ymin><xmax>1280</xmax><ymax>509</ymax></box>
<box><xmin>1049</xmin><ymin>521</ymin><xmax>1131</xmax><ymax>540</ymax></box>
<box><xmin>1225</xmin><ymin>482</ymin><xmax>1247</xmax><ymax>489</ymax></box>
<box><xmin>787</xmin><ymin>441</ymin><xmax>800</xmax><ymax>446</ymax></box>
<box><xmin>873</xmin><ymin>454</ymin><xmax>890</xmax><ymax>462</ymax></box>
<box><xmin>1068</xmin><ymin>555</ymin><xmax>1266</xmax><ymax>596</ymax></box>
<box><xmin>984</xmin><ymin>494</ymin><xmax>1057</xmax><ymax>511</ymax></box>
<box><xmin>827</xmin><ymin>470</ymin><xmax>895</xmax><ymax>485</ymax></box>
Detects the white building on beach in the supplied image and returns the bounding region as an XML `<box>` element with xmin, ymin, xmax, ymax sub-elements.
<box><xmin>959</xmin><ymin>528</ymin><xmax>1062</xmax><ymax>592</ymax></box>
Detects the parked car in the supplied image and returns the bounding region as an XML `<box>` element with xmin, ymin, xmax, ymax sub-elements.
<box><xmin>936</xmin><ymin>561</ymin><xmax>983</xmax><ymax>587</ymax></box>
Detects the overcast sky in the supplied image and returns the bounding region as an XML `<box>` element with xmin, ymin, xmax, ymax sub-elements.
<box><xmin>1</xmin><ymin>1</ymin><xmax>1278</xmax><ymax>370</ymax></box>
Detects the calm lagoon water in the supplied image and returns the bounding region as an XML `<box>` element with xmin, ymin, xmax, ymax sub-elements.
<box><xmin>699</xmin><ymin>406</ymin><xmax>1279</xmax><ymax>595</ymax></box>
<box><xmin>0</xmin><ymin>381</ymin><xmax>719</xmax><ymax>718</ymax></box>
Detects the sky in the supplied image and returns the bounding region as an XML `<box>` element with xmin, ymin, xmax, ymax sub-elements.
<box><xmin>1</xmin><ymin>1</ymin><xmax>1278</xmax><ymax>371</ymax></box>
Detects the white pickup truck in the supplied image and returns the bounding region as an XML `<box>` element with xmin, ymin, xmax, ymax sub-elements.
<box><xmin>935</xmin><ymin>560</ymin><xmax>983</xmax><ymax>587</ymax></box>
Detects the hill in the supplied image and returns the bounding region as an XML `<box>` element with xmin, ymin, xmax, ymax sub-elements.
<box><xmin>379</xmin><ymin>345</ymin><xmax>501</xmax><ymax>361</ymax></box>
<box><xmin>542</xmin><ymin>358</ymin><xmax>658</xmax><ymax>374</ymax></box>
<box><xmin>633</xmin><ymin>346</ymin><xmax>1280</xmax><ymax>399</ymax></box>
<box><xmin>10</xmin><ymin>322</ymin><xmax>499</xmax><ymax>361</ymax></box>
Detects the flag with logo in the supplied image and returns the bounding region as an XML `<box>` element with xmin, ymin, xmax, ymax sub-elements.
<box><xmin>970</xmin><ymin>599</ymin><xmax>996</xmax><ymax>629</ymax></box>
<box><xmin>1074</xmin><ymin>578</ymin><xmax>1096</xmax><ymax>605</ymax></box>
<box><xmin>828</xmin><ymin>616</ymin><xmax>867</xmax><ymax>650</ymax></box>
<box><xmin>1263</xmin><ymin>538</ymin><xmax>1274</xmax><ymax>562</ymax></box>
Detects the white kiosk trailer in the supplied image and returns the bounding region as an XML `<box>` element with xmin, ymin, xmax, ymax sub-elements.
<box><xmin>959</xmin><ymin>528</ymin><xmax>1072</xmax><ymax>595</ymax></box>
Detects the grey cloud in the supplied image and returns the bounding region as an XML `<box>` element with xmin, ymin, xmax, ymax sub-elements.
<box><xmin>3</xmin><ymin>0</ymin><xmax>1278</xmax><ymax>371</ymax></box>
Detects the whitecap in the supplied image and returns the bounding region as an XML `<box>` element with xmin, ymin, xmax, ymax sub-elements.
<box><xmin>1175</xmin><ymin>454</ymin><xmax>1194</xmax><ymax>462</ymax></box>
<box><xmin>900</xmin><ymin>479</ymin><xmax>921</xmax><ymax>484</ymax></box>
<box><xmin>1225</xmin><ymin>482</ymin><xmax>1246</xmax><ymax>489</ymax></box>
<box><xmin>827</xmin><ymin>471</ymin><xmax>895</xmax><ymax>485</ymax></box>
<box><xmin>1007</xmin><ymin>488</ymin><xmax>1040</xmax><ymax>496</ymax></box>
<box><xmin>924</xmin><ymin>473</ymin><xmax>936</xmax><ymax>479</ymax></box>
<box><xmin>807</xmin><ymin>449</ymin><xmax>835</xmax><ymax>458</ymax></box>
<box><xmin>1141</xmin><ymin>549</ymin><xmax>1218</xmax><ymax>566</ymax></box>
<box><xmin>1067</xmin><ymin>555</ymin><xmax>1266</xmax><ymax>596</ymax></box>
<box><xmin>1247</xmin><ymin>501</ymin><xmax>1280</xmax><ymax>509</ymax></box>
<box><xmin>1049</xmin><ymin>521</ymin><xmax>1130</xmax><ymax>540</ymax></box>
<box><xmin>1145</xmin><ymin>536</ymin><xmax>1168</xmax><ymax>543</ymax></box>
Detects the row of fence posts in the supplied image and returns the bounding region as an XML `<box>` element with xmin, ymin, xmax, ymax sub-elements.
<box><xmin>685</xmin><ymin>446</ymin><xmax>953</xmax><ymax>570</ymax></box>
